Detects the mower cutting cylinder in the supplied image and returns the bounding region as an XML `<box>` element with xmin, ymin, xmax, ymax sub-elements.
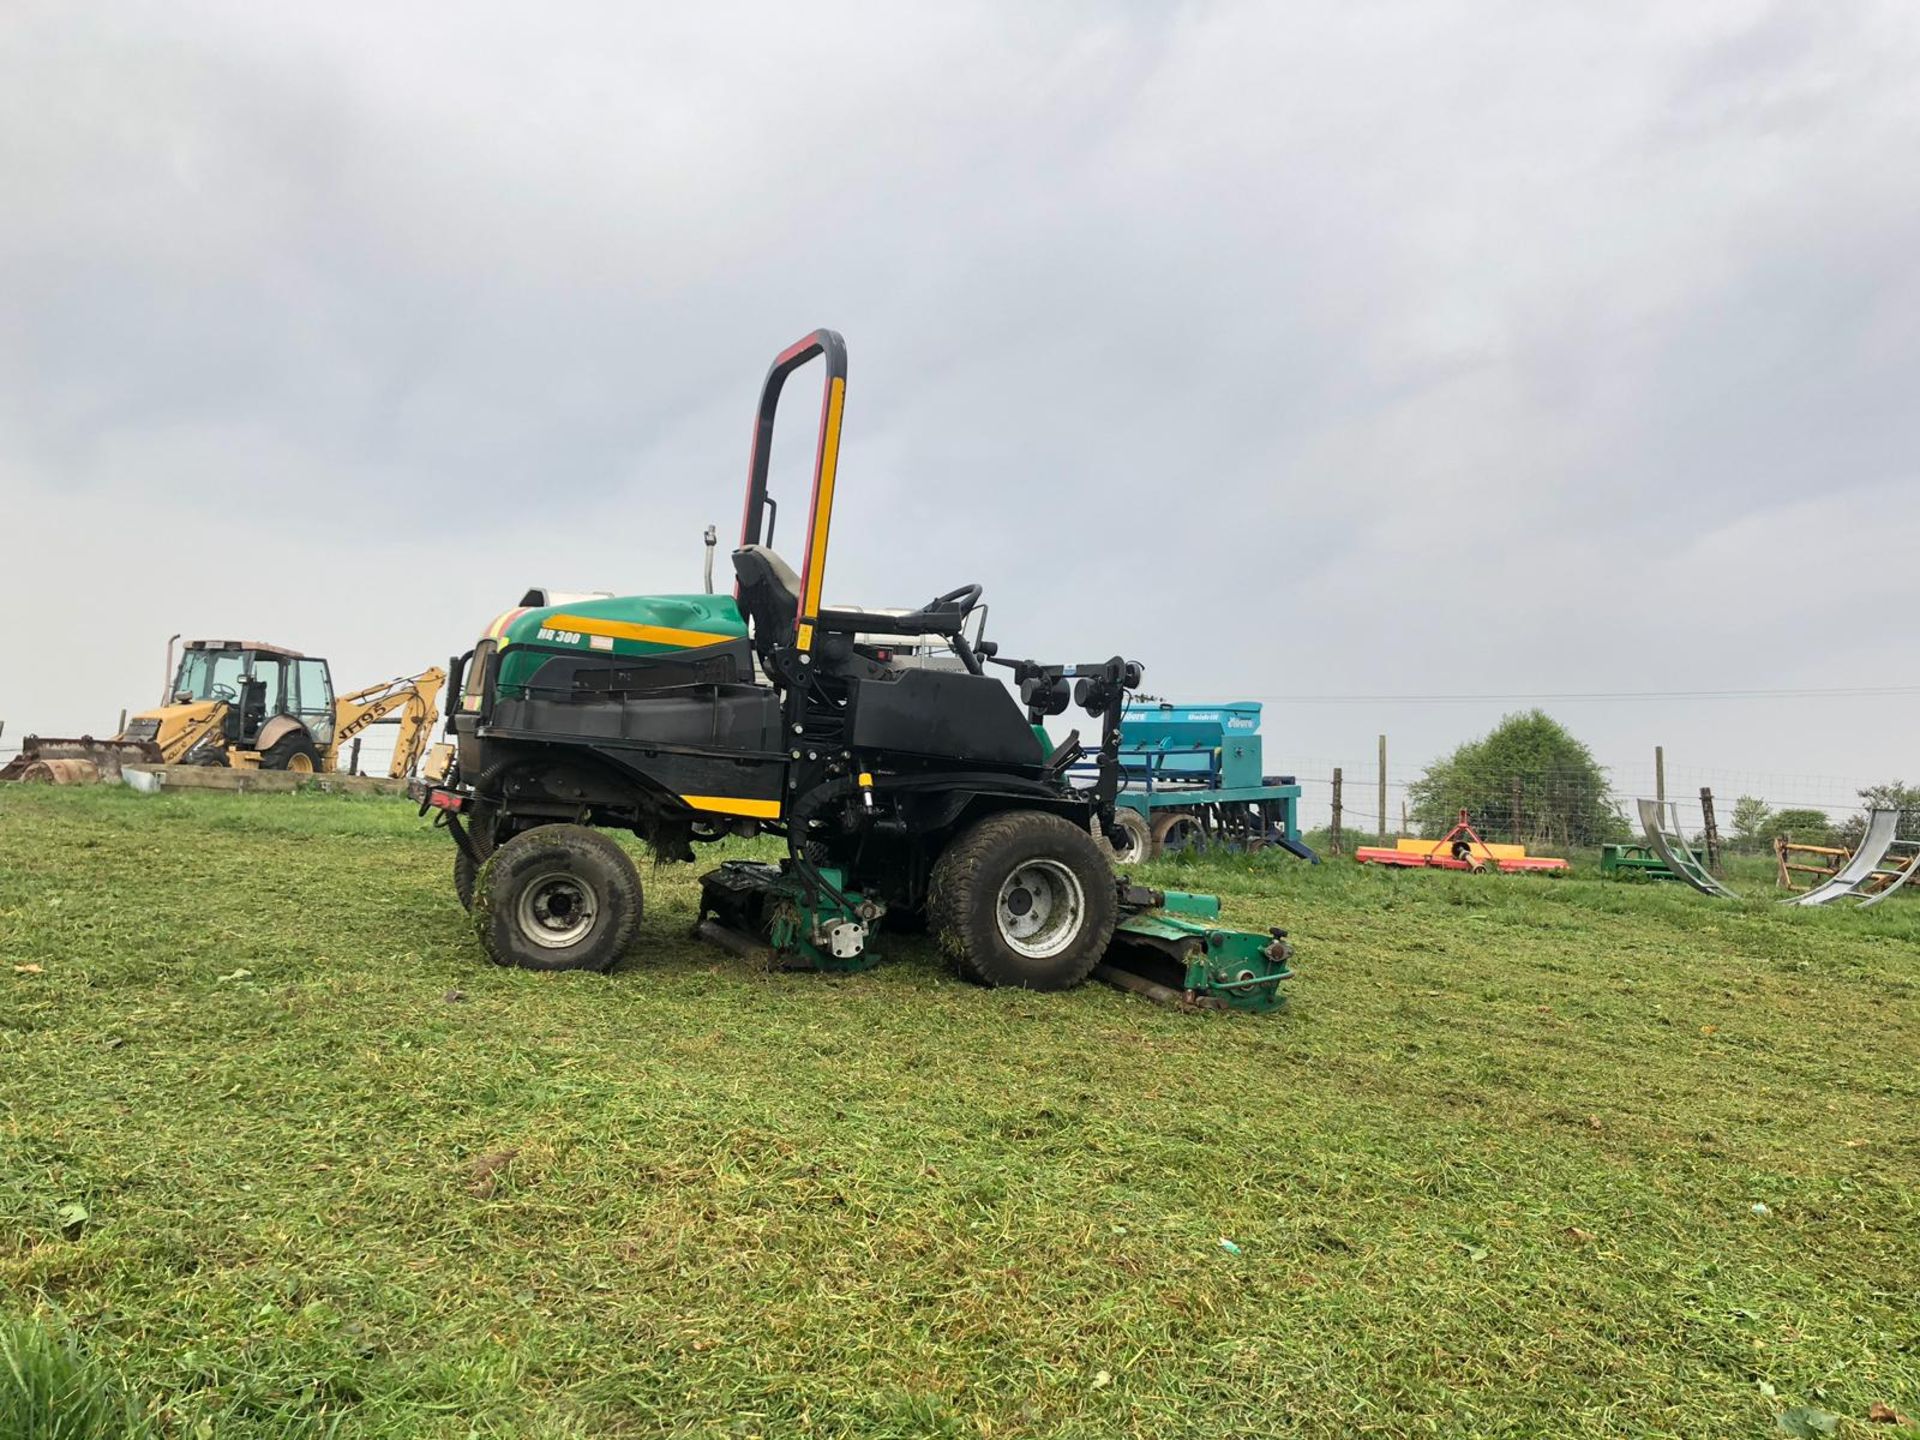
<box><xmin>696</xmin><ymin>861</ymin><xmax>886</xmax><ymax>972</ymax></box>
<box><xmin>1101</xmin><ymin>888</ymin><xmax>1293</xmax><ymax>1013</ymax></box>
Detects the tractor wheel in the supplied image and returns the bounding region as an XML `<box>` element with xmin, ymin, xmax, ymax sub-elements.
<box><xmin>472</xmin><ymin>824</ymin><xmax>643</xmax><ymax>973</ymax></box>
<box><xmin>260</xmin><ymin>733</ymin><xmax>322</xmax><ymax>773</ymax></box>
<box><xmin>452</xmin><ymin>820</ymin><xmax>499</xmax><ymax>912</ymax></box>
<box><xmin>1105</xmin><ymin>808</ymin><xmax>1154</xmax><ymax>866</ymax></box>
<box><xmin>1150</xmin><ymin>811</ymin><xmax>1207</xmax><ymax>856</ymax></box>
<box><xmin>929</xmin><ymin>810</ymin><xmax>1117</xmax><ymax>991</ymax></box>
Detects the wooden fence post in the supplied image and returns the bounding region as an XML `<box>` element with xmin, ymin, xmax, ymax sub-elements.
<box><xmin>1377</xmin><ymin>734</ymin><xmax>1387</xmax><ymax>843</ymax></box>
<box><xmin>1700</xmin><ymin>786</ymin><xmax>1721</xmax><ymax>873</ymax></box>
<box><xmin>349</xmin><ymin>738</ymin><xmax>363</xmax><ymax>777</ymax></box>
<box><xmin>1330</xmin><ymin>767</ymin><xmax>1343</xmax><ymax>856</ymax></box>
<box><xmin>1655</xmin><ymin>746</ymin><xmax>1666</xmax><ymax>806</ymax></box>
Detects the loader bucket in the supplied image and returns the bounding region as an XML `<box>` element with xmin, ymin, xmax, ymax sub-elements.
<box><xmin>0</xmin><ymin>737</ymin><xmax>164</xmax><ymax>785</ymax></box>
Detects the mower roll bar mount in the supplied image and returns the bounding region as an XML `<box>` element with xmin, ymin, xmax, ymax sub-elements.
<box><xmin>738</xmin><ymin>329</ymin><xmax>849</xmax><ymax>651</ymax></box>
<box><xmin>737</xmin><ymin>330</ymin><xmax>987</xmax><ymax>656</ymax></box>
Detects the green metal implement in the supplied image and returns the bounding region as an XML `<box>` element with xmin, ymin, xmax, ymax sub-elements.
<box><xmin>1100</xmin><ymin>887</ymin><xmax>1294</xmax><ymax>1014</ymax></box>
<box><xmin>695</xmin><ymin>865</ymin><xmax>1292</xmax><ymax>1012</ymax></box>
<box><xmin>694</xmin><ymin>861</ymin><xmax>886</xmax><ymax>972</ymax></box>
<box><xmin>1600</xmin><ymin>843</ymin><xmax>1690</xmax><ymax>882</ymax></box>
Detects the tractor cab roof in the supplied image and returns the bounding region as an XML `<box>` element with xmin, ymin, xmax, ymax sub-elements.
<box><xmin>185</xmin><ymin>639</ymin><xmax>307</xmax><ymax>659</ymax></box>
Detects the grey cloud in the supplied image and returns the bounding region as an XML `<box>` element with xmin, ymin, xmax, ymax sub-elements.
<box><xmin>2</xmin><ymin>1</ymin><xmax>1915</xmax><ymax>808</ymax></box>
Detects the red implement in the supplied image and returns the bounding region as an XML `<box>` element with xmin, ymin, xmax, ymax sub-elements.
<box><xmin>1355</xmin><ymin>809</ymin><xmax>1569</xmax><ymax>874</ymax></box>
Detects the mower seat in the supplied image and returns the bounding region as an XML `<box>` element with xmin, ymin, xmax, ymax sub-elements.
<box><xmin>732</xmin><ymin>545</ymin><xmax>801</xmax><ymax>660</ymax></box>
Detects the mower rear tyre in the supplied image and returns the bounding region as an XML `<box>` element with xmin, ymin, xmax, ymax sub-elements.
<box><xmin>472</xmin><ymin>824</ymin><xmax>643</xmax><ymax>973</ymax></box>
<box><xmin>929</xmin><ymin>810</ymin><xmax>1116</xmax><ymax>991</ymax></box>
<box><xmin>452</xmin><ymin>821</ymin><xmax>499</xmax><ymax>911</ymax></box>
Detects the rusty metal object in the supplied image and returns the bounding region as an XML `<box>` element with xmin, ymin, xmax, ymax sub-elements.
<box><xmin>1092</xmin><ymin>962</ymin><xmax>1223</xmax><ymax>1010</ymax></box>
<box><xmin>13</xmin><ymin>757</ymin><xmax>101</xmax><ymax>785</ymax></box>
<box><xmin>0</xmin><ymin>735</ymin><xmax>167</xmax><ymax>784</ymax></box>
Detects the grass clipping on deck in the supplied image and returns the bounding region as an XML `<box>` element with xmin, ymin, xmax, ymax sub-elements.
<box><xmin>0</xmin><ymin>786</ymin><xmax>1916</xmax><ymax>1438</ymax></box>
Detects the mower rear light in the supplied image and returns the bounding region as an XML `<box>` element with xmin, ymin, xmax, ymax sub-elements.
<box><xmin>427</xmin><ymin>789</ymin><xmax>466</xmax><ymax>813</ymax></box>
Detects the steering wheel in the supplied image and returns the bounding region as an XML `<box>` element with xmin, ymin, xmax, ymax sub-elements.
<box><xmin>209</xmin><ymin>683</ymin><xmax>238</xmax><ymax>703</ymax></box>
<box><xmin>925</xmin><ymin>583</ymin><xmax>983</xmax><ymax>616</ymax></box>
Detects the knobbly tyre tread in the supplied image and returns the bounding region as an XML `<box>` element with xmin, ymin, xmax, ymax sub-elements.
<box><xmin>928</xmin><ymin>809</ymin><xmax>1117</xmax><ymax>991</ymax></box>
<box><xmin>471</xmin><ymin>823</ymin><xmax>643</xmax><ymax>973</ymax></box>
<box><xmin>452</xmin><ymin>819</ymin><xmax>498</xmax><ymax>912</ymax></box>
<box><xmin>260</xmin><ymin>733</ymin><xmax>322</xmax><ymax>772</ymax></box>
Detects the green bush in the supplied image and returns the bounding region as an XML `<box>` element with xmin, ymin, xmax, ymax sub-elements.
<box><xmin>1407</xmin><ymin>711</ymin><xmax>1626</xmax><ymax>848</ymax></box>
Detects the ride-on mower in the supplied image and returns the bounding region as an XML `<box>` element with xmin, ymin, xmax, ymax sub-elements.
<box><xmin>417</xmin><ymin>331</ymin><xmax>1293</xmax><ymax>1011</ymax></box>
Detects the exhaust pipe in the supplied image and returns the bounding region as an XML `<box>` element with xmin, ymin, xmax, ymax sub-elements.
<box><xmin>161</xmin><ymin>633</ymin><xmax>181</xmax><ymax>705</ymax></box>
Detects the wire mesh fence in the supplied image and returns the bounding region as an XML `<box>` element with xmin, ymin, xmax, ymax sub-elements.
<box><xmin>1287</xmin><ymin>756</ymin><xmax>1901</xmax><ymax>860</ymax></box>
<box><xmin>2</xmin><ymin>716</ymin><xmax>1909</xmax><ymax>883</ymax></box>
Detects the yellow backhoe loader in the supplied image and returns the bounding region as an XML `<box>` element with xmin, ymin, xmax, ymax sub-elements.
<box><xmin>1</xmin><ymin>640</ymin><xmax>445</xmax><ymax>785</ymax></box>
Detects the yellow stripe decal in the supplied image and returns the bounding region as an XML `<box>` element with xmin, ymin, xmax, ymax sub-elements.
<box><xmin>796</xmin><ymin>375</ymin><xmax>845</xmax><ymax>653</ymax></box>
<box><xmin>681</xmin><ymin>794</ymin><xmax>783</xmax><ymax>819</ymax></box>
<box><xmin>545</xmin><ymin>614</ymin><xmax>734</xmax><ymax>650</ymax></box>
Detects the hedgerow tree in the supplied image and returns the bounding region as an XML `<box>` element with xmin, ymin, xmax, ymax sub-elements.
<box><xmin>1408</xmin><ymin>710</ymin><xmax>1625</xmax><ymax>847</ymax></box>
<box><xmin>1730</xmin><ymin>795</ymin><xmax>1774</xmax><ymax>852</ymax></box>
<box><xmin>1835</xmin><ymin>782</ymin><xmax>1920</xmax><ymax>850</ymax></box>
<box><xmin>1769</xmin><ymin>808</ymin><xmax>1833</xmax><ymax>847</ymax></box>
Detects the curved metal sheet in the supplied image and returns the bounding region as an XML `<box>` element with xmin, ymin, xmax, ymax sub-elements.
<box><xmin>1638</xmin><ymin>798</ymin><xmax>1739</xmax><ymax>898</ymax></box>
<box><xmin>1784</xmin><ymin>808</ymin><xmax>1898</xmax><ymax>906</ymax></box>
<box><xmin>1857</xmin><ymin>844</ymin><xmax>1919</xmax><ymax>909</ymax></box>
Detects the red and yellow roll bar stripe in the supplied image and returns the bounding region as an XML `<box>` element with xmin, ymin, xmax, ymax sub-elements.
<box><xmin>738</xmin><ymin>329</ymin><xmax>850</xmax><ymax>655</ymax></box>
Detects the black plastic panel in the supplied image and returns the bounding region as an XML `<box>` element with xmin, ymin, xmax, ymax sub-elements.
<box><xmin>847</xmin><ymin>671</ymin><xmax>1042</xmax><ymax>767</ymax></box>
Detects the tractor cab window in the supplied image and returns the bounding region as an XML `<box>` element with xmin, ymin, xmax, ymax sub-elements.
<box><xmin>173</xmin><ymin>649</ymin><xmax>249</xmax><ymax>704</ymax></box>
<box><xmin>292</xmin><ymin>659</ymin><xmax>335</xmax><ymax>746</ymax></box>
<box><xmin>462</xmin><ymin>640</ymin><xmax>496</xmax><ymax>713</ymax></box>
<box><xmin>248</xmin><ymin>656</ymin><xmax>285</xmax><ymax>717</ymax></box>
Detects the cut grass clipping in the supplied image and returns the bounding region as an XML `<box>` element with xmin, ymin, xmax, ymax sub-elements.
<box><xmin>1</xmin><ymin>786</ymin><xmax>1916</xmax><ymax>1438</ymax></box>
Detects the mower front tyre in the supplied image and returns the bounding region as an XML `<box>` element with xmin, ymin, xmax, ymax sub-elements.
<box><xmin>929</xmin><ymin>810</ymin><xmax>1117</xmax><ymax>991</ymax></box>
<box><xmin>471</xmin><ymin>824</ymin><xmax>643</xmax><ymax>973</ymax></box>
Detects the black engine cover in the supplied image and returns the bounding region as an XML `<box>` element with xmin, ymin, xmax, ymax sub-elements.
<box><xmin>846</xmin><ymin>670</ymin><xmax>1041</xmax><ymax>768</ymax></box>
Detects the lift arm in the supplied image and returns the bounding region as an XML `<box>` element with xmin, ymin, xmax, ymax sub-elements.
<box><xmin>330</xmin><ymin>668</ymin><xmax>447</xmax><ymax>779</ymax></box>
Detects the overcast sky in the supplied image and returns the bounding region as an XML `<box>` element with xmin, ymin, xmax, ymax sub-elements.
<box><xmin>2</xmin><ymin>2</ymin><xmax>1915</xmax><ymax>822</ymax></box>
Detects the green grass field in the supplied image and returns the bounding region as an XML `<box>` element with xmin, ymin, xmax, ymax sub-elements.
<box><xmin>2</xmin><ymin>787</ymin><xmax>1915</xmax><ymax>1438</ymax></box>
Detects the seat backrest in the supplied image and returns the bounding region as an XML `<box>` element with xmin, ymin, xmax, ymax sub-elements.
<box><xmin>731</xmin><ymin>545</ymin><xmax>801</xmax><ymax>660</ymax></box>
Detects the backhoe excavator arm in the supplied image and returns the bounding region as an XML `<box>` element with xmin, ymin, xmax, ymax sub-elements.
<box><xmin>329</xmin><ymin>669</ymin><xmax>446</xmax><ymax>779</ymax></box>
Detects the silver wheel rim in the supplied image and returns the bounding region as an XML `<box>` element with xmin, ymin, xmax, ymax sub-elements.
<box><xmin>995</xmin><ymin>859</ymin><xmax>1086</xmax><ymax>959</ymax></box>
<box><xmin>515</xmin><ymin>869</ymin><xmax>599</xmax><ymax>950</ymax></box>
<box><xmin>1112</xmin><ymin>815</ymin><xmax>1148</xmax><ymax>862</ymax></box>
